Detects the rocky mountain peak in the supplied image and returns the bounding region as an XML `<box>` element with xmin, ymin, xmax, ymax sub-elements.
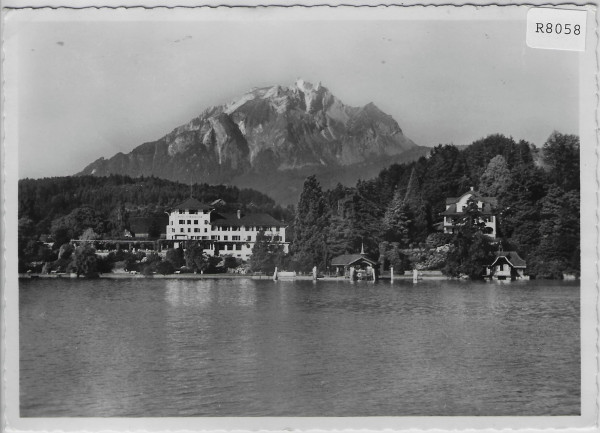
<box><xmin>79</xmin><ymin>80</ymin><xmax>425</xmax><ymax>204</ymax></box>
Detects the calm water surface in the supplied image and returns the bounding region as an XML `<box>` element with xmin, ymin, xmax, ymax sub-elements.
<box><xmin>20</xmin><ymin>278</ymin><xmax>580</xmax><ymax>416</ymax></box>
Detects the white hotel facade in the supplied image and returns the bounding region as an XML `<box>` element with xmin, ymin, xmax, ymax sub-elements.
<box><xmin>166</xmin><ymin>198</ymin><xmax>289</xmax><ymax>260</ymax></box>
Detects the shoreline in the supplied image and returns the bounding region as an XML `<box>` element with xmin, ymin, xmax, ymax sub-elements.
<box><xmin>19</xmin><ymin>270</ymin><xmax>448</xmax><ymax>281</ymax></box>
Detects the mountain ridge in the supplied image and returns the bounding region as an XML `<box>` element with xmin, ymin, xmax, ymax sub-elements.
<box><xmin>79</xmin><ymin>80</ymin><xmax>429</xmax><ymax>204</ymax></box>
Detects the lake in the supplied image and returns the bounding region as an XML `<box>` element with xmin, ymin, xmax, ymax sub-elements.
<box><xmin>19</xmin><ymin>278</ymin><xmax>580</xmax><ymax>417</ymax></box>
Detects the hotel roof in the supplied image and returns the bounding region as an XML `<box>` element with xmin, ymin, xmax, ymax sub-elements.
<box><xmin>210</xmin><ymin>212</ymin><xmax>286</xmax><ymax>227</ymax></box>
<box><xmin>169</xmin><ymin>198</ymin><xmax>214</xmax><ymax>212</ymax></box>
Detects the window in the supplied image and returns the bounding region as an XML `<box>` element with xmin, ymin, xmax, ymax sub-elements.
<box><xmin>178</xmin><ymin>210</ymin><xmax>184</xmax><ymax>214</ymax></box>
<box><xmin>194</xmin><ymin>220</ymin><xmax>198</xmax><ymax>225</ymax></box>
<box><xmin>180</xmin><ymin>228</ymin><xmax>184</xmax><ymax>233</ymax></box>
<box><xmin>235</xmin><ymin>244</ymin><xmax>242</xmax><ymax>250</ymax></box>
<box><xmin>211</xmin><ymin>236</ymin><xmax>218</xmax><ymax>240</ymax></box>
<box><xmin>188</xmin><ymin>228</ymin><xmax>191</xmax><ymax>232</ymax></box>
<box><xmin>189</xmin><ymin>210</ymin><xmax>197</xmax><ymax>215</ymax></box>
<box><xmin>171</xmin><ymin>228</ymin><xmax>175</xmax><ymax>233</ymax></box>
<box><xmin>232</xmin><ymin>227</ymin><xmax>239</xmax><ymax>231</ymax></box>
<box><xmin>232</xmin><ymin>236</ymin><xmax>240</xmax><ymax>241</ymax></box>
<box><xmin>204</xmin><ymin>228</ymin><xmax>208</xmax><ymax>232</ymax></box>
<box><xmin>224</xmin><ymin>236</ymin><xmax>228</xmax><ymax>241</ymax></box>
<box><xmin>205</xmin><ymin>220</ymin><xmax>209</xmax><ymax>224</ymax></box>
<box><xmin>179</xmin><ymin>220</ymin><xmax>185</xmax><ymax>224</ymax></box>
<box><xmin>247</xmin><ymin>236</ymin><xmax>252</xmax><ymax>241</ymax></box>
<box><xmin>194</xmin><ymin>228</ymin><xmax>200</xmax><ymax>233</ymax></box>
<box><xmin>187</xmin><ymin>220</ymin><xmax>191</xmax><ymax>224</ymax></box>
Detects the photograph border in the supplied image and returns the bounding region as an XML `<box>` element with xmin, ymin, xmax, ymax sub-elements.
<box><xmin>1</xmin><ymin>3</ymin><xmax>598</xmax><ymax>432</ymax></box>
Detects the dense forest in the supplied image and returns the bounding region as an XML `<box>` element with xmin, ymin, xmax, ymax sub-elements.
<box><xmin>18</xmin><ymin>131</ymin><xmax>580</xmax><ymax>279</ymax></box>
<box><xmin>18</xmin><ymin>176</ymin><xmax>294</xmax><ymax>273</ymax></box>
<box><xmin>290</xmin><ymin>132</ymin><xmax>579</xmax><ymax>279</ymax></box>
<box><xmin>19</xmin><ymin>175</ymin><xmax>293</xmax><ymax>237</ymax></box>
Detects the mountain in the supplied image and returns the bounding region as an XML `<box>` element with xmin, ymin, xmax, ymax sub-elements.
<box><xmin>79</xmin><ymin>79</ymin><xmax>429</xmax><ymax>204</ymax></box>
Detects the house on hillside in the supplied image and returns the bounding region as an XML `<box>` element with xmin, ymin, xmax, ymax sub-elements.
<box><xmin>486</xmin><ymin>251</ymin><xmax>527</xmax><ymax>280</ymax></box>
<box><xmin>441</xmin><ymin>187</ymin><xmax>498</xmax><ymax>238</ymax></box>
<box><xmin>331</xmin><ymin>247</ymin><xmax>378</xmax><ymax>280</ymax></box>
<box><xmin>165</xmin><ymin>197</ymin><xmax>288</xmax><ymax>260</ymax></box>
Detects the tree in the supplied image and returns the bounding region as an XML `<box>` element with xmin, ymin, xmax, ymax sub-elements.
<box><xmin>222</xmin><ymin>256</ymin><xmax>241</xmax><ymax>270</ymax></box>
<box><xmin>442</xmin><ymin>199</ymin><xmax>495</xmax><ymax>279</ymax></box>
<box><xmin>58</xmin><ymin>243</ymin><xmax>75</xmax><ymax>261</ymax></box>
<box><xmin>165</xmin><ymin>248</ymin><xmax>185</xmax><ymax>268</ymax></box>
<box><xmin>378</xmin><ymin>241</ymin><xmax>408</xmax><ymax>274</ymax></box>
<box><xmin>326</xmin><ymin>216</ymin><xmax>355</xmax><ymax>259</ymax></box>
<box><xmin>381</xmin><ymin>188</ymin><xmax>412</xmax><ymax>245</ymax></box>
<box><xmin>51</xmin><ymin>206</ymin><xmax>105</xmax><ymax>240</ymax></box>
<box><xmin>292</xmin><ymin>176</ymin><xmax>331</xmax><ymax>271</ymax></box>
<box><xmin>147</xmin><ymin>219</ymin><xmax>162</xmax><ymax>240</ymax></box>
<box><xmin>52</xmin><ymin>227</ymin><xmax>71</xmax><ymax>251</ymax></box>
<box><xmin>443</xmin><ymin>232</ymin><xmax>494</xmax><ymax>279</ymax></box>
<box><xmin>542</xmin><ymin>132</ymin><xmax>579</xmax><ymax>191</ymax></box>
<box><xmin>80</xmin><ymin>228</ymin><xmax>100</xmax><ymax>241</ymax></box>
<box><xmin>531</xmin><ymin>187</ymin><xmax>580</xmax><ymax>277</ymax></box>
<box><xmin>479</xmin><ymin>155</ymin><xmax>511</xmax><ymax>197</ymax></box>
<box><xmin>71</xmin><ymin>244</ymin><xmax>98</xmax><ymax>277</ymax></box>
<box><xmin>156</xmin><ymin>260</ymin><xmax>175</xmax><ymax>275</ymax></box>
<box><xmin>347</xmin><ymin>180</ymin><xmax>386</xmax><ymax>256</ymax></box>
<box><xmin>250</xmin><ymin>230</ymin><xmax>281</xmax><ymax>273</ymax></box>
<box><xmin>96</xmin><ymin>255</ymin><xmax>115</xmax><ymax>274</ymax></box>
<box><xmin>184</xmin><ymin>242</ymin><xmax>208</xmax><ymax>273</ymax></box>
<box><xmin>455</xmin><ymin>198</ymin><xmax>492</xmax><ymax>236</ymax></box>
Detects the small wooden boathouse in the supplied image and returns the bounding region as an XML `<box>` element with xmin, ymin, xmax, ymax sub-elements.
<box><xmin>331</xmin><ymin>246</ymin><xmax>378</xmax><ymax>280</ymax></box>
<box><xmin>486</xmin><ymin>251</ymin><xmax>527</xmax><ymax>280</ymax></box>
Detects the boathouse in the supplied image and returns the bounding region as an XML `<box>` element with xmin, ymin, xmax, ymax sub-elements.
<box><xmin>331</xmin><ymin>247</ymin><xmax>378</xmax><ymax>279</ymax></box>
<box><xmin>486</xmin><ymin>251</ymin><xmax>527</xmax><ymax>280</ymax></box>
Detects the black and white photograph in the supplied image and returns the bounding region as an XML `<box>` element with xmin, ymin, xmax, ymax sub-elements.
<box><xmin>1</xmin><ymin>4</ymin><xmax>597</xmax><ymax>432</ymax></box>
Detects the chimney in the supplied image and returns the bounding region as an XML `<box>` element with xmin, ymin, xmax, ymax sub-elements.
<box><xmin>237</xmin><ymin>209</ymin><xmax>241</xmax><ymax>220</ymax></box>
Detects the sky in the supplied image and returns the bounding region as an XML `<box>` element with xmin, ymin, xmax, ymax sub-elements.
<box><xmin>10</xmin><ymin>10</ymin><xmax>579</xmax><ymax>179</ymax></box>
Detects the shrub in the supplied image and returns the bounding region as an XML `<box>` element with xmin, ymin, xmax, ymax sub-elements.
<box><xmin>156</xmin><ymin>260</ymin><xmax>175</xmax><ymax>275</ymax></box>
<box><xmin>425</xmin><ymin>233</ymin><xmax>453</xmax><ymax>248</ymax></box>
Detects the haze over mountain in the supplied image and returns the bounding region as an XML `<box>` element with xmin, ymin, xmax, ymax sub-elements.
<box><xmin>79</xmin><ymin>80</ymin><xmax>428</xmax><ymax>204</ymax></box>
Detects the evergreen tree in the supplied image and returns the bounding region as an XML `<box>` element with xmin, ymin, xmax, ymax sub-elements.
<box><xmin>250</xmin><ymin>230</ymin><xmax>276</xmax><ymax>273</ymax></box>
<box><xmin>347</xmin><ymin>180</ymin><xmax>386</xmax><ymax>256</ymax></box>
<box><xmin>326</xmin><ymin>216</ymin><xmax>355</xmax><ymax>259</ymax></box>
<box><xmin>530</xmin><ymin>187</ymin><xmax>580</xmax><ymax>277</ymax></box>
<box><xmin>292</xmin><ymin>176</ymin><xmax>330</xmax><ymax>271</ymax></box>
<box><xmin>381</xmin><ymin>188</ymin><xmax>412</xmax><ymax>245</ymax></box>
